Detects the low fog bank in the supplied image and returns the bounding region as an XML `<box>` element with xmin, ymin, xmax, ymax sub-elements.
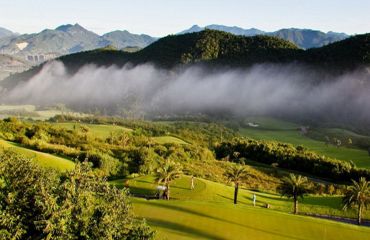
<box><xmin>1</xmin><ymin>61</ymin><xmax>370</xmax><ymax>127</ymax></box>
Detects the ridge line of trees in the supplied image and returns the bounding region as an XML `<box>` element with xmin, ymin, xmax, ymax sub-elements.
<box><xmin>214</xmin><ymin>138</ymin><xmax>370</xmax><ymax>182</ymax></box>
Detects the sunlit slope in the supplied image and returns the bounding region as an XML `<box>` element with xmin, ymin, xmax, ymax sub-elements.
<box><xmin>0</xmin><ymin>139</ymin><xmax>75</xmax><ymax>171</ymax></box>
<box><xmin>54</xmin><ymin>122</ymin><xmax>133</xmax><ymax>139</ymax></box>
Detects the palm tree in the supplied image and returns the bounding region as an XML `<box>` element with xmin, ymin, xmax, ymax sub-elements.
<box><xmin>154</xmin><ymin>160</ymin><xmax>182</xmax><ymax>200</ymax></box>
<box><xmin>224</xmin><ymin>164</ymin><xmax>249</xmax><ymax>204</ymax></box>
<box><xmin>279</xmin><ymin>174</ymin><xmax>310</xmax><ymax>214</ymax></box>
<box><xmin>342</xmin><ymin>177</ymin><xmax>370</xmax><ymax>225</ymax></box>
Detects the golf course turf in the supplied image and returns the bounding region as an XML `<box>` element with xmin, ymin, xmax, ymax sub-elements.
<box><xmin>112</xmin><ymin>175</ymin><xmax>370</xmax><ymax>240</ymax></box>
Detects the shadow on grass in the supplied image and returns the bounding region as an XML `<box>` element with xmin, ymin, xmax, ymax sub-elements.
<box><xmin>146</xmin><ymin>218</ymin><xmax>227</xmax><ymax>240</ymax></box>
<box><xmin>129</xmin><ymin>186</ymin><xmax>156</xmax><ymax>196</ymax></box>
<box><xmin>144</xmin><ymin>201</ymin><xmax>310</xmax><ymax>240</ymax></box>
<box><xmin>217</xmin><ymin>194</ymin><xmax>233</xmax><ymax>201</ymax></box>
<box><xmin>303</xmin><ymin>196</ymin><xmax>342</xmax><ymax>209</ymax></box>
<box><xmin>135</xmin><ymin>179</ymin><xmax>192</xmax><ymax>190</ymax></box>
<box><xmin>254</xmin><ymin>193</ymin><xmax>291</xmax><ymax>203</ymax></box>
<box><xmin>135</xmin><ymin>179</ymin><xmax>154</xmax><ymax>184</ymax></box>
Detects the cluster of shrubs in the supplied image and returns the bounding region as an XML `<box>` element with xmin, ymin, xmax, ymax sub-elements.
<box><xmin>313</xmin><ymin>183</ymin><xmax>346</xmax><ymax>196</ymax></box>
<box><xmin>214</xmin><ymin>138</ymin><xmax>370</xmax><ymax>182</ymax></box>
<box><xmin>0</xmin><ymin>118</ymin><xmax>215</xmax><ymax>179</ymax></box>
<box><xmin>50</xmin><ymin>115</ymin><xmax>237</xmax><ymax>147</ymax></box>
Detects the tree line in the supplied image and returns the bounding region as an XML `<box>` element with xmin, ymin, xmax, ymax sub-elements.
<box><xmin>214</xmin><ymin>138</ymin><xmax>370</xmax><ymax>182</ymax></box>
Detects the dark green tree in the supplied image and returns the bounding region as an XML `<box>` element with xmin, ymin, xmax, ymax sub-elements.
<box><xmin>224</xmin><ymin>164</ymin><xmax>249</xmax><ymax>204</ymax></box>
<box><xmin>279</xmin><ymin>174</ymin><xmax>310</xmax><ymax>214</ymax></box>
<box><xmin>0</xmin><ymin>150</ymin><xmax>57</xmax><ymax>239</ymax></box>
<box><xmin>154</xmin><ymin>160</ymin><xmax>182</xmax><ymax>200</ymax></box>
<box><xmin>342</xmin><ymin>177</ymin><xmax>370</xmax><ymax>225</ymax></box>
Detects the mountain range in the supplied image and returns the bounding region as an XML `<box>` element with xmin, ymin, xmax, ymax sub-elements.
<box><xmin>0</xmin><ymin>24</ymin><xmax>351</xmax><ymax>66</ymax></box>
<box><xmin>2</xmin><ymin>29</ymin><xmax>369</xmax><ymax>89</ymax></box>
<box><xmin>0</xmin><ymin>24</ymin><xmax>157</xmax><ymax>64</ymax></box>
<box><xmin>180</xmin><ymin>25</ymin><xmax>349</xmax><ymax>49</ymax></box>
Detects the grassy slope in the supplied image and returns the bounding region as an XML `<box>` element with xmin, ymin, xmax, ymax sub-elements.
<box><xmin>112</xmin><ymin>176</ymin><xmax>370</xmax><ymax>240</ymax></box>
<box><xmin>152</xmin><ymin>136</ymin><xmax>188</xmax><ymax>145</ymax></box>
<box><xmin>0</xmin><ymin>139</ymin><xmax>75</xmax><ymax>171</ymax></box>
<box><xmin>240</xmin><ymin>117</ymin><xmax>370</xmax><ymax>168</ymax></box>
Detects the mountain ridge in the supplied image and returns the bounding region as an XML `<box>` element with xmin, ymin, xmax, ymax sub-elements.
<box><xmin>0</xmin><ymin>24</ymin><xmax>157</xmax><ymax>64</ymax></box>
<box><xmin>0</xmin><ymin>23</ymin><xmax>355</xmax><ymax>67</ymax></box>
<box><xmin>0</xmin><ymin>27</ymin><xmax>15</xmax><ymax>39</ymax></box>
<box><xmin>180</xmin><ymin>24</ymin><xmax>349</xmax><ymax>49</ymax></box>
<box><xmin>2</xmin><ymin>29</ymin><xmax>369</xmax><ymax>89</ymax></box>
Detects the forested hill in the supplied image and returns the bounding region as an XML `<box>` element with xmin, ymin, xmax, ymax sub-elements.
<box><xmin>1</xmin><ymin>30</ymin><xmax>370</xmax><ymax>88</ymax></box>
<box><xmin>305</xmin><ymin>33</ymin><xmax>370</xmax><ymax>68</ymax></box>
<box><xmin>131</xmin><ymin>30</ymin><xmax>300</xmax><ymax>67</ymax></box>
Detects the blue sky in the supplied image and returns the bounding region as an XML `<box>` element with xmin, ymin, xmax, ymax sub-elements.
<box><xmin>1</xmin><ymin>0</ymin><xmax>369</xmax><ymax>36</ymax></box>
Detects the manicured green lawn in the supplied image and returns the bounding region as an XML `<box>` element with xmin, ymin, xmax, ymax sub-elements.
<box><xmin>134</xmin><ymin>199</ymin><xmax>370</xmax><ymax>240</ymax></box>
<box><xmin>112</xmin><ymin>175</ymin><xmax>370</xmax><ymax>240</ymax></box>
<box><xmin>0</xmin><ymin>139</ymin><xmax>75</xmax><ymax>171</ymax></box>
<box><xmin>240</xmin><ymin>117</ymin><xmax>370</xmax><ymax>168</ymax></box>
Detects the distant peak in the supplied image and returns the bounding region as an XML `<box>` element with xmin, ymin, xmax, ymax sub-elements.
<box><xmin>55</xmin><ymin>23</ymin><xmax>86</xmax><ymax>32</ymax></box>
<box><xmin>189</xmin><ymin>25</ymin><xmax>203</xmax><ymax>30</ymax></box>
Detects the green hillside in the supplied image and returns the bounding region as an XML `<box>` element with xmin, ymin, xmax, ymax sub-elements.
<box><xmin>132</xmin><ymin>29</ymin><xmax>300</xmax><ymax>67</ymax></box>
<box><xmin>0</xmin><ymin>139</ymin><xmax>74</xmax><ymax>171</ymax></box>
<box><xmin>306</xmin><ymin>33</ymin><xmax>370</xmax><ymax>67</ymax></box>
